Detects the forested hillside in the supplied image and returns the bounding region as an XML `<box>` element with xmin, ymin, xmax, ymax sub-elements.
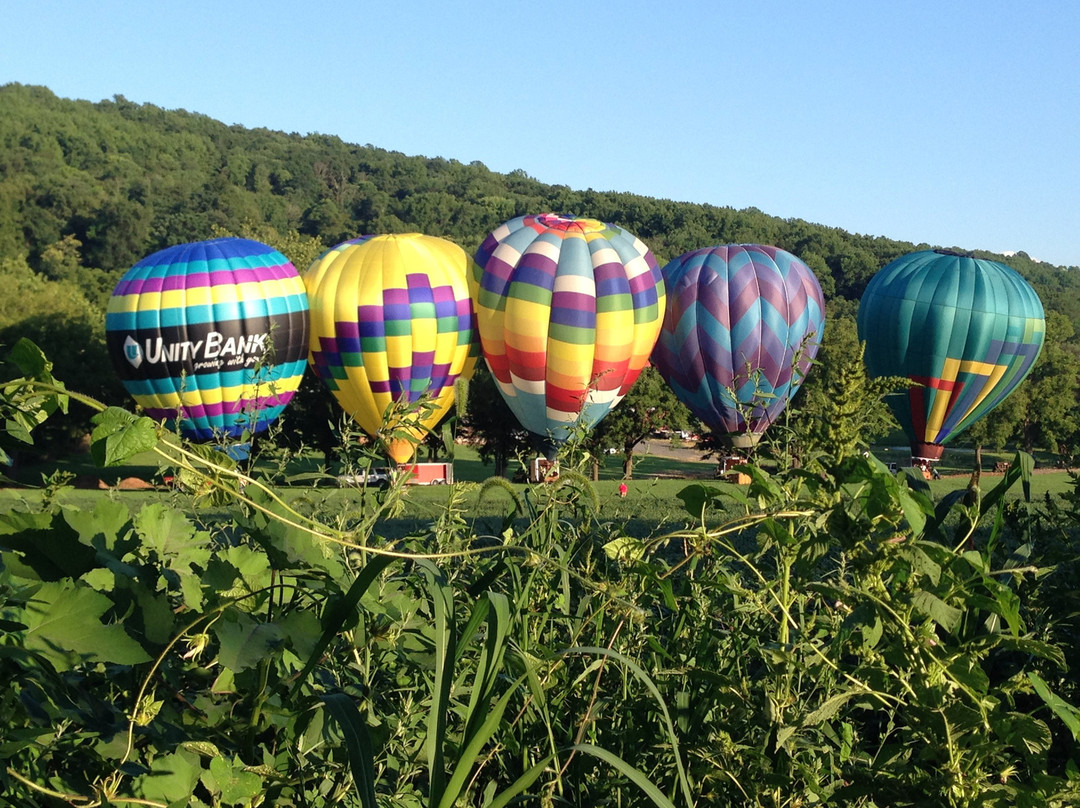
<box><xmin>2</xmin><ymin>81</ymin><xmax>1079</xmax><ymax>455</ymax></box>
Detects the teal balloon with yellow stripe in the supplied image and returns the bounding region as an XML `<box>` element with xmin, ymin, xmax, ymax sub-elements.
<box><xmin>857</xmin><ymin>249</ymin><xmax>1045</xmax><ymax>462</ymax></box>
<box><xmin>105</xmin><ymin>238</ymin><xmax>310</xmax><ymax>451</ymax></box>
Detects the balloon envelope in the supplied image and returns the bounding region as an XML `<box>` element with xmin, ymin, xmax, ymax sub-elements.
<box><xmin>105</xmin><ymin>237</ymin><xmax>310</xmax><ymax>446</ymax></box>
<box><xmin>651</xmin><ymin>244</ymin><xmax>826</xmax><ymax>445</ymax></box>
<box><xmin>304</xmin><ymin>233</ymin><xmax>478</xmax><ymax>464</ymax></box>
<box><xmin>857</xmin><ymin>249</ymin><xmax>1045</xmax><ymax>460</ymax></box>
<box><xmin>470</xmin><ymin>213</ymin><xmax>665</xmax><ymax>456</ymax></box>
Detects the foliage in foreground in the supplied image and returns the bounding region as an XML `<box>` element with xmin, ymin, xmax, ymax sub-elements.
<box><xmin>1</xmin><ymin>341</ymin><xmax>1079</xmax><ymax>807</ymax></box>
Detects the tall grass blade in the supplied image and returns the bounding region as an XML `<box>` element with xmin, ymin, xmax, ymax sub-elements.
<box><xmin>567</xmin><ymin>744</ymin><xmax>679</xmax><ymax>808</ymax></box>
<box><xmin>296</xmin><ymin>554</ymin><xmax>393</xmax><ymax>690</ymax></box>
<box><xmin>463</xmin><ymin>591</ymin><xmax>511</xmax><ymax>744</ymax></box>
<box><xmin>560</xmin><ymin>646</ymin><xmax>694</xmax><ymax>808</ymax></box>
<box><xmin>320</xmin><ymin>693</ymin><xmax>378</xmax><ymax>808</ymax></box>
<box><xmin>420</xmin><ymin>559</ymin><xmax>456</xmax><ymax>807</ymax></box>
<box><xmin>436</xmin><ymin>673</ymin><xmax>528</xmax><ymax>808</ymax></box>
<box><xmin>485</xmin><ymin>754</ymin><xmax>556</xmax><ymax>808</ymax></box>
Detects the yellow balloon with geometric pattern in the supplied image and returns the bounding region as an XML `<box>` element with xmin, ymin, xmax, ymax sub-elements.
<box><xmin>304</xmin><ymin>234</ymin><xmax>478</xmax><ymax>464</ymax></box>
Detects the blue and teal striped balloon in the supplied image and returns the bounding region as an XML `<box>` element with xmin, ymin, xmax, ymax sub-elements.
<box><xmin>105</xmin><ymin>238</ymin><xmax>310</xmax><ymax>447</ymax></box>
<box><xmin>651</xmin><ymin>245</ymin><xmax>825</xmax><ymax>446</ymax></box>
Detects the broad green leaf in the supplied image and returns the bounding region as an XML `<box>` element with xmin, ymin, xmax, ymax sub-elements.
<box><xmin>279</xmin><ymin>609</ymin><xmax>321</xmax><ymax>661</ymax></box>
<box><xmin>203</xmin><ymin>755</ymin><xmax>263</xmax><ymax>806</ymax></box>
<box><xmin>603</xmin><ymin>534</ymin><xmax>647</xmax><ymax>562</ymax></box>
<box><xmin>137</xmin><ymin>750</ymin><xmax>202</xmax><ymax>805</ymax></box>
<box><xmin>903</xmin><ymin>544</ymin><xmax>942</xmax><ymax>586</ymax></box>
<box><xmin>63</xmin><ymin>498</ymin><xmax>132</xmax><ymax>553</ymax></box>
<box><xmin>741</xmin><ymin>465</ymin><xmax>785</xmax><ymax>506</ymax></box>
<box><xmin>0</xmin><ymin>506</ymin><xmax>55</xmax><ymax>536</ymax></box>
<box><xmin>223</xmin><ymin>544</ymin><xmax>272</xmax><ymax>593</ymax></box>
<box><xmin>214</xmin><ymin>613</ymin><xmax>284</xmax><ymax>672</ymax></box>
<box><xmin>134</xmin><ymin>581</ymin><xmax>176</xmax><ymax>644</ymax></box>
<box><xmin>22</xmin><ymin>579</ymin><xmax>151</xmax><ymax>670</ymax></box>
<box><xmin>135</xmin><ymin>503</ymin><xmax>211</xmax><ymax>568</ymax></box>
<box><xmin>675</xmin><ymin>483</ymin><xmax>725</xmax><ymax>518</ymax></box>
<box><xmin>242</xmin><ymin>488</ymin><xmax>343</xmax><ymax>577</ymax></box>
<box><xmin>990</xmin><ymin>580</ymin><xmax>1023</xmax><ymax>636</ymax></box>
<box><xmin>895</xmin><ymin>483</ymin><xmax>929</xmax><ymax>535</ymax></box>
<box><xmin>1000</xmin><ymin>712</ymin><xmax>1052</xmax><ymax>756</ymax></box>
<box><xmin>775</xmin><ymin>724</ymin><xmax>799</xmax><ymax>752</ymax></box>
<box><xmin>179</xmin><ymin>741</ymin><xmax>221</xmax><ymax>758</ymax></box>
<box><xmin>861</xmin><ymin>615</ymin><xmax>883</xmax><ymax>650</ymax></box>
<box><xmin>1029</xmin><ymin>672</ymin><xmax>1080</xmax><ymax>741</ymax></box>
<box><xmin>996</xmin><ymin>636</ymin><xmax>1066</xmax><ymax>668</ymax></box>
<box><xmin>0</xmin><ymin>507</ymin><xmax>97</xmax><ymax>580</ymax></box>
<box><xmin>912</xmin><ymin>589</ymin><xmax>962</xmax><ymax>634</ymax></box>
<box><xmin>90</xmin><ymin>406</ymin><xmax>159</xmax><ymax>467</ymax></box>
<box><xmin>9</xmin><ymin>337</ymin><xmax>50</xmax><ymax>377</ymax></box>
<box><xmin>805</xmin><ymin>691</ymin><xmax>861</xmax><ymax>726</ymax></box>
<box><xmin>179</xmin><ymin>569</ymin><xmax>206</xmax><ymax>611</ymax></box>
<box><xmin>947</xmin><ymin>655</ymin><xmax>990</xmax><ymax>695</ymax></box>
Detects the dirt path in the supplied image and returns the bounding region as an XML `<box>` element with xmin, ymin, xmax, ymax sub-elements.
<box><xmin>633</xmin><ymin>440</ymin><xmax>713</xmax><ymax>463</ymax></box>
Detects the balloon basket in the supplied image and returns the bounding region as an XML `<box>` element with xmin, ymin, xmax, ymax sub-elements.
<box><xmin>530</xmin><ymin>457</ymin><xmax>560</xmax><ymax>484</ymax></box>
<box><xmin>911</xmin><ymin>443</ymin><xmax>944</xmax><ymax>480</ymax></box>
<box><xmin>716</xmin><ymin>455</ymin><xmax>751</xmax><ymax>484</ymax></box>
<box><xmin>723</xmin><ymin>433</ymin><xmax>762</xmax><ymax>451</ymax></box>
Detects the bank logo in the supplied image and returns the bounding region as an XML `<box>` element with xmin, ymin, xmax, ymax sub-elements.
<box><xmin>120</xmin><ymin>331</ymin><xmax>269</xmax><ymax>371</ymax></box>
<box><xmin>124</xmin><ymin>335</ymin><xmax>143</xmax><ymax>369</ymax></box>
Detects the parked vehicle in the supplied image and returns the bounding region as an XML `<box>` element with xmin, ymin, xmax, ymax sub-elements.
<box><xmin>339</xmin><ymin>462</ymin><xmax>454</xmax><ymax>487</ymax></box>
<box><xmin>337</xmin><ymin>467</ymin><xmax>392</xmax><ymax>489</ymax></box>
<box><xmin>401</xmin><ymin>462</ymin><xmax>453</xmax><ymax>485</ymax></box>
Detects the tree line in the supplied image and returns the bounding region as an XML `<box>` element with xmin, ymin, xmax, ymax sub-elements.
<box><xmin>2</xmin><ymin>82</ymin><xmax>1078</xmax><ymax>469</ymax></box>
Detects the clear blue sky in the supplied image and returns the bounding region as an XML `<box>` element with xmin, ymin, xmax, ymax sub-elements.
<box><xmin>3</xmin><ymin>1</ymin><xmax>1078</xmax><ymax>267</ymax></box>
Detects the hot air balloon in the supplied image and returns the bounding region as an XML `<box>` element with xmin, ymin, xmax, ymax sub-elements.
<box><xmin>651</xmin><ymin>244</ymin><xmax>826</xmax><ymax>448</ymax></box>
<box><xmin>304</xmin><ymin>233</ymin><xmax>478</xmax><ymax>465</ymax></box>
<box><xmin>857</xmin><ymin>249</ymin><xmax>1045</xmax><ymax>465</ymax></box>
<box><xmin>470</xmin><ymin>213</ymin><xmax>666</xmax><ymax>459</ymax></box>
<box><xmin>105</xmin><ymin>238</ymin><xmax>310</xmax><ymax>455</ymax></box>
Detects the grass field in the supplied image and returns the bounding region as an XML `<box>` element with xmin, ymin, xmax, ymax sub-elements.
<box><xmin>2</xmin><ymin>440</ymin><xmax>1074</xmax><ymax>541</ymax></box>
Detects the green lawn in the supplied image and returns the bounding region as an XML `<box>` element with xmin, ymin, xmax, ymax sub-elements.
<box><xmin>3</xmin><ymin>438</ymin><xmax>1074</xmax><ymax>543</ymax></box>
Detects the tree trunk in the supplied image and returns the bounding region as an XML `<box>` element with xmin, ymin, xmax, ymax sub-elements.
<box><xmin>623</xmin><ymin>451</ymin><xmax>634</xmax><ymax>480</ymax></box>
<box><xmin>591</xmin><ymin>456</ymin><xmax>600</xmax><ymax>482</ymax></box>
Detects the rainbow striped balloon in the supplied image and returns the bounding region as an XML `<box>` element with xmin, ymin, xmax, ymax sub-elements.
<box><xmin>651</xmin><ymin>245</ymin><xmax>825</xmax><ymax>446</ymax></box>
<box><xmin>470</xmin><ymin>214</ymin><xmax>665</xmax><ymax>456</ymax></box>
<box><xmin>305</xmin><ymin>234</ymin><xmax>478</xmax><ymax>464</ymax></box>
<box><xmin>105</xmin><ymin>238</ymin><xmax>310</xmax><ymax>445</ymax></box>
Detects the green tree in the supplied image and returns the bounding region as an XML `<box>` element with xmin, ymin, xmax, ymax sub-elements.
<box><xmin>589</xmin><ymin>366</ymin><xmax>693</xmax><ymax>479</ymax></box>
<box><xmin>0</xmin><ymin>257</ymin><xmax>122</xmax><ymax>448</ymax></box>
<box><xmin>791</xmin><ymin>311</ymin><xmax>906</xmax><ymax>466</ymax></box>
<box><xmin>461</xmin><ymin>363</ymin><xmax>531</xmax><ymax>478</ymax></box>
<box><xmin>1019</xmin><ymin>311</ymin><xmax>1080</xmax><ymax>454</ymax></box>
